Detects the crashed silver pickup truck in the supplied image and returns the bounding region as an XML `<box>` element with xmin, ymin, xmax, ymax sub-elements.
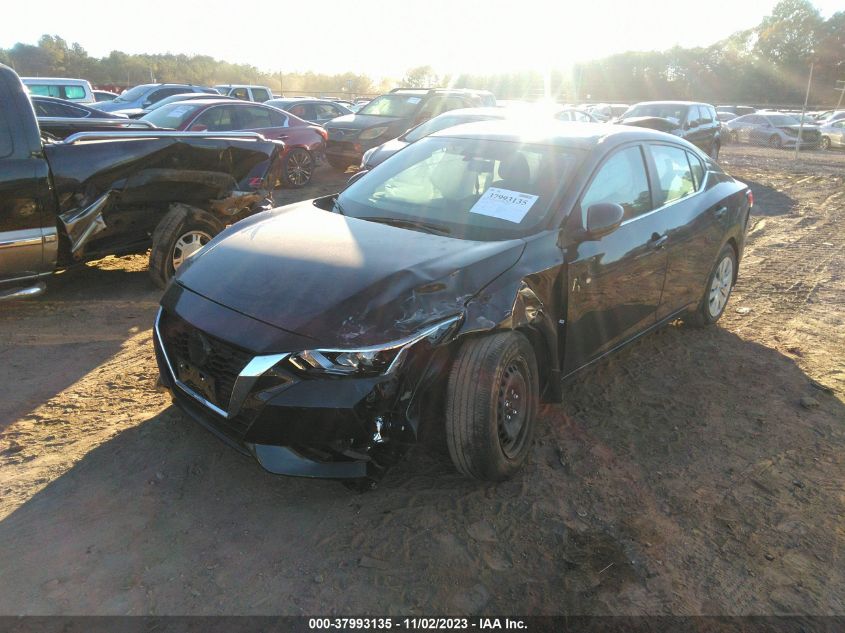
<box><xmin>0</xmin><ymin>63</ymin><xmax>284</xmax><ymax>298</ymax></box>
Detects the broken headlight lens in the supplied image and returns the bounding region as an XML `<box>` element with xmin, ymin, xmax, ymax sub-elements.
<box><xmin>287</xmin><ymin>314</ymin><xmax>462</xmax><ymax>378</ymax></box>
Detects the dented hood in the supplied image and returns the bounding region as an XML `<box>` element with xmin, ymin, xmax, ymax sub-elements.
<box><xmin>175</xmin><ymin>202</ymin><xmax>525</xmax><ymax>347</ymax></box>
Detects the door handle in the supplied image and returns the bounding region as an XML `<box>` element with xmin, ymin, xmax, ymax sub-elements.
<box><xmin>649</xmin><ymin>233</ymin><xmax>668</xmax><ymax>249</ymax></box>
<box><xmin>714</xmin><ymin>205</ymin><xmax>728</xmax><ymax>218</ymax></box>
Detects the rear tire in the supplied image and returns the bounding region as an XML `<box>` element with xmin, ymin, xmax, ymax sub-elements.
<box><xmin>821</xmin><ymin>136</ymin><xmax>831</xmax><ymax>150</ymax></box>
<box><xmin>445</xmin><ymin>332</ymin><xmax>538</xmax><ymax>481</ymax></box>
<box><xmin>149</xmin><ymin>205</ymin><xmax>224</xmax><ymax>289</ymax></box>
<box><xmin>769</xmin><ymin>134</ymin><xmax>782</xmax><ymax>149</ymax></box>
<box><xmin>281</xmin><ymin>148</ymin><xmax>314</xmax><ymax>188</ymax></box>
<box><xmin>685</xmin><ymin>244</ymin><xmax>737</xmax><ymax>328</ymax></box>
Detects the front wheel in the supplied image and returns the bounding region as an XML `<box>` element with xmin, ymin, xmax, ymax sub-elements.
<box><xmin>769</xmin><ymin>134</ymin><xmax>782</xmax><ymax>149</ymax></box>
<box><xmin>820</xmin><ymin>136</ymin><xmax>831</xmax><ymax>150</ymax></box>
<box><xmin>445</xmin><ymin>331</ymin><xmax>539</xmax><ymax>481</ymax></box>
<box><xmin>281</xmin><ymin>148</ymin><xmax>314</xmax><ymax>188</ymax></box>
<box><xmin>685</xmin><ymin>245</ymin><xmax>737</xmax><ymax>327</ymax></box>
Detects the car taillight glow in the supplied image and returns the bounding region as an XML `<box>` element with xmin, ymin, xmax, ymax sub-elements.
<box><xmin>746</xmin><ymin>189</ymin><xmax>754</xmax><ymax>208</ymax></box>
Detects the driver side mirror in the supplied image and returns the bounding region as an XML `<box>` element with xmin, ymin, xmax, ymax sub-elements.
<box><xmin>585</xmin><ymin>202</ymin><xmax>625</xmax><ymax>238</ymax></box>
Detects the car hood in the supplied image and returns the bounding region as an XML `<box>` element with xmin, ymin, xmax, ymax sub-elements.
<box><xmin>325</xmin><ymin>113</ymin><xmax>403</xmax><ymax>130</ymax></box>
<box><xmin>365</xmin><ymin>137</ymin><xmax>409</xmax><ymax>167</ymax></box>
<box><xmin>619</xmin><ymin>116</ymin><xmax>680</xmax><ymax>133</ymax></box>
<box><xmin>175</xmin><ymin>202</ymin><xmax>526</xmax><ymax>347</ymax></box>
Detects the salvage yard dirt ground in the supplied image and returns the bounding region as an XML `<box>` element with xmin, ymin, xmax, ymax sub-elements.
<box><xmin>0</xmin><ymin>144</ymin><xmax>843</xmax><ymax>615</ymax></box>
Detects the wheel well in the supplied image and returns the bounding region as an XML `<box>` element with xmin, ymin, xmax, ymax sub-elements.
<box><xmin>515</xmin><ymin>326</ymin><xmax>552</xmax><ymax>392</ymax></box>
<box><xmin>726</xmin><ymin>238</ymin><xmax>739</xmax><ymax>282</ymax></box>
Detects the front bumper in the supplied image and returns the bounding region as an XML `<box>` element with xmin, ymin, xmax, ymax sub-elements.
<box><xmin>153</xmin><ymin>308</ymin><xmax>428</xmax><ymax>479</ymax></box>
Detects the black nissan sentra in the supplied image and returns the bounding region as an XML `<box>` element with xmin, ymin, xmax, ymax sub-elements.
<box><xmin>154</xmin><ymin>121</ymin><xmax>752</xmax><ymax>483</ymax></box>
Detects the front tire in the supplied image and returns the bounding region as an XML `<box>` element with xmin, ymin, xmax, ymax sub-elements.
<box><xmin>685</xmin><ymin>244</ymin><xmax>737</xmax><ymax>327</ymax></box>
<box><xmin>820</xmin><ymin>136</ymin><xmax>831</xmax><ymax>150</ymax></box>
<box><xmin>769</xmin><ymin>134</ymin><xmax>782</xmax><ymax>149</ymax></box>
<box><xmin>445</xmin><ymin>331</ymin><xmax>539</xmax><ymax>481</ymax></box>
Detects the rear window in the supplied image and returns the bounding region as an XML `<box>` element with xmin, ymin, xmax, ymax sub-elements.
<box><xmin>140</xmin><ymin>103</ymin><xmax>203</xmax><ymax>129</ymax></box>
<box><xmin>358</xmin><ymin>94</ymin><xmax>423</xmax><ymax>117</ymax></box>
<box><xmin>0</xmin><ymin>104</ymin><xmax>13</xmax><ymax>157</ymax></box>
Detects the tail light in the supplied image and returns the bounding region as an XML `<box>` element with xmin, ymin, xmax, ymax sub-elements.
<box><xmin>746</xmin><ymin>189</ymin><xmax>754</xmax><ymax>208</ymax></box>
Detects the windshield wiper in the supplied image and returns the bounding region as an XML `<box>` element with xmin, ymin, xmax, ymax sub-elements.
<box><xmin>333</xmin><ymin>198</ymin><xmax>346</xmax><ymax>215</ymax></box>
<box><xmin>359</xmin><ymin>216</ymin><xmax>451</xmax><ymax>236</ymax></box>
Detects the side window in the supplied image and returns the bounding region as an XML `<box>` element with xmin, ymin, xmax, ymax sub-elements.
<box><xmin>288</xmin><ymin>103</ymin><xmax>308</xmax><ymax>118</ymax></box>
<box><xmin>267</xmin><ymin>109</ymin><xmax>288</xmax><ymax>127</ymax></box>
<box><xmin>251</xmin><ymin>88</ymin><xmax>270</xmax><ymax>102</ymax></box>
<box><xmin>651</xmin><ymin>144</ymin><xmax>696</xmax><ymax>205</ymax></box>
<box><xmin>686</xmin><ymin>151</ymin><xmax>706</xmax><ymax>190</ymax></box>
<box><xmin>237</xmin><ymin>106</ymin><xmax>273</xmax><ymax>129</ymax></box>
<box><xmin>698</xmin><ymin>105</ymin><xmax>713</xmax><ymax>124</ymax></box>
<box><xmin>147</xmin><ymin>88</ymin><xmax>184</xmax><ymax>104</ymax></box>
<box><xmin>313</xmin><ymin>103</ymin><xmax>340</xmax><ymax>120</ymax></box>
<box><xmin>0</xmin><ymin>103</ymin><xmax>13</xmax><ymax>157</ymax></box>
<box><xmin>64</xmin><ymin>85</ymin><xmax>86</xmax><ymax>100</ymax></box>
<box><xmin>35</xmin><ymin>101</ymin><xmax>86</xmax><ymax>117</ymax></box>
<box><xmin>581</xmin><ymin>146</ymin><xmax>652</xmax><ymax>221</ymax></box>
<box><xmin>231</xmin><ymin>88</ymin><xmax>249</xmax><ymax>101</ymax></box>
<box><xmin>193</xmin><ymin>106</ymin><xmax>236</xmax><ymax>131</ymax></box>
<box><xmin>834</xmin><ymin>120</ymin><xmax>845</xmax><ymax>129</ymax></box>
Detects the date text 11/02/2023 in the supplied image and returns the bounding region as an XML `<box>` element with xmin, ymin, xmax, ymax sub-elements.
<box><xmin>308</xmin><ymin>617</ymin><xmax>528</xmax><ymax>629</ymax></box>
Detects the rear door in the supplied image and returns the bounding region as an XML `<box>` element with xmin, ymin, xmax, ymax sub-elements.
<box><xmin>563</xmin><ymin>144</ymin><xmax>668</xmax><ymax>374</ymax></box>
<box><xmin>250</xmin><ymin>87</ymin><xmax>271</xmax><ymax>103</ymax></box>
<box><xmin>645</xmin><ymin>143</ymin><xmax>723</xmax><ymax>319</ymax></box>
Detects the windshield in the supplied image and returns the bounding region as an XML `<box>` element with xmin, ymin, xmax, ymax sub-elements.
<box><xmin>140</xmin><ymin>102</ymin><xmax>202</xmax><ymax>129</ymax></box>
<box><xmin>112</xmin><ymin>85</ymin><xmax>150</xmax><ymax>103</ymax></box>
<box><xmin>338</xmin><ymin>136</ymin><xmax>582</xmax><ymax>240</ymax></box>
<box><xmin>357</xmin><ymin>94</ymin><xmax>423</xmax><ymax>117</ymax></box>
<box><xmin>621</xmin><ymin>103</ymin><xmax>688</xmax><ymax>122</ymax></box>
<box><xmin>403</xmin><ymin>113</ymin><xmax>497</xmax><ymax>143</ymax></box>
<box><xmin>765</xmin><ymin>114</ymin><xmax>800</xmax><ymax>126</ymax></box>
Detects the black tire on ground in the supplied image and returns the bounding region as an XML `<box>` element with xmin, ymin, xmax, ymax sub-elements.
<box><xmin>280</xmin><ymin>148</ymin><xmax>314</xmax><ymax>188</ymax></box>
<box><xmin>769</xmin><ymin>134</ymin><xmax>782</xmax><ymax>149</ymax></box>
<box><xmin>445</xmin><ymin>331</ymin><xmax>539</xmax><ymax>481</ymax></box>
<box><xmin>709</xmin><ymin>141</ymin><xmax>720</xmax><ymax>161</ymax></box>
<box><xmin>148</xmin><ymin>204</ymin><xmax>224</xmax><ymax>289</ymax></box>
<box><xmin>685</xmin><ymin>244</ymin><xmax>738</xmax><ymax>328</ymax></box>
<box><xmin>327</xmin><ymin>155</ymin><xmax>354</xmax><ymax>172</ymax></box>
<box><xmin>730</xmin><ymin>131</ymin><xmax>739</xmax><ymax>143</ymax></box>
<box><xmin>821</xmin><ymin>136</ymin><xmax>831</xmax><ymax>150</ymax></box>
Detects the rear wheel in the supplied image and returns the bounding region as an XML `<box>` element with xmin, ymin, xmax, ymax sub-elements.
<box><xmin>281</xmin><ymin>148</ymin><xmax>314</xmax><ymax>188</ymax></box>
<box><xmin>769</xmin><ymin>134</ymin><xmax>782</xmax><ymax>149</ymax></box>
<box><xmin>445</xmin><ymin>331</ymin><xmax>538</xmax><ymax>481</ymax></box>
<box><xmin>685</xmin><ymin>244</ymin><xmax>737</xmax><ymax>327</ymax></box>
<box><xmin>821</xmin><ymin>136</ymin><xmax>831</xmax><ymax>150</ymax></box>
<box><xmin>149</xmin><ymin>205</ymin><xmax>224</xmax><ymax>289</ymax></box>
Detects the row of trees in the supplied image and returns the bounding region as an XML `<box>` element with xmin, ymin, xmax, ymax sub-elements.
<box><xmin>1</xmin><ymin>0</ymin><xmax>842</xmax><ymax>106</ymax></box>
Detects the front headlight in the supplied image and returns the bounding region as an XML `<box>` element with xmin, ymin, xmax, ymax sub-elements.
<box><xmin>359</xmin><ymin>126</ymin><xmax>389</xmax><ymax>141</ymax></box>
<box><xmin>287</xmin><ymin>315</ymin><xmax>462</xmax><ymax>377</ymax></box>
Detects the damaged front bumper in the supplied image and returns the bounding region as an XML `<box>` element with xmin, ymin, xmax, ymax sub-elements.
<box><xmin>153</xmin><ymin>305</ymin><xmax>453</xmax><ymax>480</ymax></box>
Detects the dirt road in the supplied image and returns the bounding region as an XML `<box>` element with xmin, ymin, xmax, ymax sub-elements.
<box><xmin>0</xmin><ymin>146</ymin><xmax>842</xmax><ymax>615</ymax></box>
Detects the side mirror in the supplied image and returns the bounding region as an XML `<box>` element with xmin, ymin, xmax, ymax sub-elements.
<box><xmin>345</xmin><ymin>169</ymin><xmax>369</xmax><ymax>188</ymax></box>
<box><xmin>189</xmin><ymin>123</ymin><xmax>208</xmax><ymax>132</ymax></box>
<box><xmin>585</xmin><ymin>203</ymin><xmax>624</xmax><ymax>238</ymax></box>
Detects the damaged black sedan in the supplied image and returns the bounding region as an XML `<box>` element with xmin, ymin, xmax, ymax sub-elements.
<box><xmin>155</xmin><ymin>121</ymin><xmax>752</xmax><ymax>482</ymax></box>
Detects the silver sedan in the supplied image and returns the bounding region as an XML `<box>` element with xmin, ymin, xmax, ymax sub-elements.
<box><xmin>819</xmin><ymin>119</ymin><xmax>845</xmax><ymax>150</ymax></box>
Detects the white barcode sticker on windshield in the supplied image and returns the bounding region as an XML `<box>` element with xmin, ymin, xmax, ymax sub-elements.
<box><xmin>469</xmin><ymin>187</ymin><xmax>538</xmax><ymax>223</ymax></box>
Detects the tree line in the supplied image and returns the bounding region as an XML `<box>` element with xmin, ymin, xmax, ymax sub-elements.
<box><xmin>1</xmin><ymin>0</ymin><xmax>842</xmax><ymax>106</ymax></box>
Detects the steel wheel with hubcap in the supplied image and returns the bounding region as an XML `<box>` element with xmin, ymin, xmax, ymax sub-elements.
<box><xmin>282</xmin><ymin>148</ymin><xmax>314</xmax><ymax>188</ymax></box>
<box><xmin>445</xmin><ymin>331</ymin><xmax>539</xmax><ymax>481</ymax></box>
<box><xmin>172</xmin><ymin>230</ymin><xmax>212</xmax><ymax>270</ymax></box>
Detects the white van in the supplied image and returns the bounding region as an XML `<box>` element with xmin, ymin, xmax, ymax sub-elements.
<box><xmin>22</xmin><ymin>77</ymin><xmax>95</xmax><ymax>104</ymax></box>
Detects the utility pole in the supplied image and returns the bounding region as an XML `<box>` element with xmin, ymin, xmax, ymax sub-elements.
<box><xmin>835</xmin><ymin>80</ymin><xmax>845</xmax><ymax>110</ymax></box>
<box><xmin>794</xmin><ymin>62</ymin><xmax>813</xmax><ymax>161</ymax></box>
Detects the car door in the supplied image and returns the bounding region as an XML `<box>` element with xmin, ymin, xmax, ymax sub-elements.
<box><xmin>0</xmin><ymin>90</ymin><xmax>54</xmax><ymax>284</ymax></box>
<box><xmin>250</xmin><ymin>87</ymin><xmax>271</xmax><ymax>103</ymax></box>
<box><xmin>236</xmin><ymin>105</ymin><xmax>287</xmax><ymax>140</ymax></box>
<box><xmin>562</xmin><ymin>144</ymin><xmax>668</xmax><ymax>374</ymax></box>
<box><xmin>684</xmin><ymin>106</ymin><xmax>708</xmax><ymax>151</ymax></box>
<box><xmin>645</xmin><ymin>143</ymin><xmax>723</xmax><ymax>319</ymax></box>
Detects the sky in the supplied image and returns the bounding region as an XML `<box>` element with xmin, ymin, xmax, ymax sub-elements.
<box><xmin>1</xmin><ymin>0</ymin><xmax>842</xmax><ymax>79</ymax></box>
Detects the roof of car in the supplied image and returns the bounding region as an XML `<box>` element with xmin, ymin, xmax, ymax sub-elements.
<box><xmin>630</xmin><ymin>100</ymin><xmax>707</xmax><ymax>107</ymax></box>
<box><xmin>160</xmin><ymin>98</ymin><xmax>261</xmax><ymax>107</ymax></box>
<box><xmin>266</xmin><ymin>97</ymin><xmax>338</xmax><ymax>104</ymax></box>
<box><xmin>430</xmin><ymin>119</ymin><xmax>684</xmax><ymax>149</ymax></box>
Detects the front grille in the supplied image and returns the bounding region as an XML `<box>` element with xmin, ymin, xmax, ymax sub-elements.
<box><xmin>158</xmin><ymin>310</ymin><xmax>253</xmax><ymax>413</ymax></box>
